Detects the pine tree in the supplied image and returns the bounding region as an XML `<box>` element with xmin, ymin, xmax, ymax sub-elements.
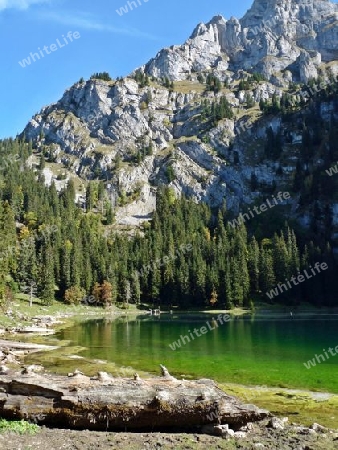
<box><xmin>245</xmin><ymin>93</ymin><xmax>255</xmax><ymax>108</ymax></box>
<box><xmin>39</xmin><ymin>154</ymin><xmax>45</xmax><ymax>171</ymax></box>
<box><xmin>101</xmin><ymin>280</ymin><xmax>113</xmax><ymax>307</ymax></box>
<box><xmin>121</xmin><ymin>279</ymin><xmax>131</xmax><ymax>308</ymax></box>
<box><xmin>106</xmin><ymin>203</ymin><xmax>114</xmax><ymax>225</ymax></box>
<box><xmin>130</xmin><ymin>272</ymin><xmax>141</xmax><ymax>305</ymax></box>
<box><xmin>260</xmin><ymin>247</ymin><xmax>276</xmax><ymax>297</ymax></box>
<box><xmin>272</xmin><ymin>233</ymin><xmax>289</xmax><ymax>281</ymax></box>
<box><xmin>86</xmin><ymin>182</ymin><xmax>97</xmax><ymax>212</ymax></box>
<box><xmin>248</xmin><ymin>237</ymin><xmax>260</xmax><ymax>293</ymax></box>
<box><xmin>92</xmin><ymin>282</ymin><xmax>102</xmax><ymax>305</ymax></box>
<box><xmin>38</xmin><ymin>244</ymin><xmax>55</xmax><ymax>305</ymax></box>
<box><xmin>60</xmin><ymin>239</ymin><xmax>72</xmax><ymax>293</ymax></box>
<box><xmin>17</xmin><ymin>236</ymin><xmax>38</xmax><ymax>306</ymax></box>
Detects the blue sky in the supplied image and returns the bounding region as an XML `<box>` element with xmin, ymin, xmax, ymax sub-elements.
<box><xmin>0</xmin><ymin>0</ymin><xmax>259</xmax><ymax>138</ymax></box>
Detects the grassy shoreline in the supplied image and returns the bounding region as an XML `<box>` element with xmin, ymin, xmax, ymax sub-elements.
<box><xmin>1</xmin><ymin>294</ymin><xmax>336</xmax><ymax>329</ymax></box>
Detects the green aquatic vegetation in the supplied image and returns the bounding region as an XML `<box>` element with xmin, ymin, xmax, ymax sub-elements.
<box><xmin>221</xmin><ymin>383</ymin><xmax>338</xmax><ymax>429</ymax></box>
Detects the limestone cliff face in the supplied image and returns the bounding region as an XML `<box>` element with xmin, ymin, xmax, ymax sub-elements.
<box><xmin>142</xmin><ymin>0</ymin><xmax>338</xmax><ymax>82</ymax></box>
<box><xmin>22</xmin><ymin>0</ymin><xmax>338</xmax><ymax>230</ymax></box>
<box><xmin>24</xmin><ymin>78</ymin><xmax>232</xmax><ymax>215</ymax></box>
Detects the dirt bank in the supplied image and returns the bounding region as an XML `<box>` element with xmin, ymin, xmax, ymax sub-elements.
<box><xmin>0</xmin><ymin>418</ymin><xmax>337</xmax><ymax>450</ymax></box>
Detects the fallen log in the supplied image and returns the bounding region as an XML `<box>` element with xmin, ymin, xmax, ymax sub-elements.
<box><xmin>0</xmin><ymin>340</ymin><xmax>57</xmax><ymax>351</ymax></box>
<box><xmin>0</xmin><ymin>365</ymin><xmax>270</xmax><ymax>431</ymax></box>
<box><xmin>17</xmin><ymin>327</ymin><xmax>55</xmax><ymax>334</ymax></box>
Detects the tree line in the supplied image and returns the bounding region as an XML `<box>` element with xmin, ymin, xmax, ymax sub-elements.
<box><xmin>0</xmin><ymin>139</ymin><xmax>336</xmax><ymax>310</ymax></box>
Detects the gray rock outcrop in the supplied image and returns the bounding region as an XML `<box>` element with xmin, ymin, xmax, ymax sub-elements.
<box><xmin>141</xmin><ymin>0</ymin><xmax>338</xmax><ymax>83</ymax></box>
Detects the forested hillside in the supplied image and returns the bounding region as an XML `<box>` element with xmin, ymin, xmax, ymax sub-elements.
<box><xmin>0</xmin><ymin>138</ymin><xmax>336</xmax><ymax>310</ymax></box>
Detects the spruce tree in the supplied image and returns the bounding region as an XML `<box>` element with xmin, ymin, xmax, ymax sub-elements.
<box><xmin>38</xmin><ymin>244</ymin><xmax>55</xmax><ymax>305</ymax></box>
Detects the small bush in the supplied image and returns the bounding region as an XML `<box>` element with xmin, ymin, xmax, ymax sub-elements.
<box><xmin>0</xmin><ymin>419</ymin><xmax>39</xmax><ymax>435</ymax></box>
<box><xmin>64</xmin><ymin>286</ymin><xmax>86</xmax><ymax>305</ymax></box>
<box><xmin>165</xmin><ymin>165</ymin><xmax>175</xmax><ymax>182</ymax></box>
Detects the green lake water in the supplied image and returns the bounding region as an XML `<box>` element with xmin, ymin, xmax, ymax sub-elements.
<box><xmin>55</xmin><ymin>312</ymin><xmax>338</xmax><ymax>393</ymax></box>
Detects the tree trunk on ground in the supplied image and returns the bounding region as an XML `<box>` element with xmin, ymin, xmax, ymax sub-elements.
<box><xmin>0</xmin><ymin>366</ymin><xmax>269</xmax><ymax>431</ymax></box>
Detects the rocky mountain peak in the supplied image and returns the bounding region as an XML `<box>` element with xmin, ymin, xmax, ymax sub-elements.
<box><xmin>207</xmin><ymin>15</ymin><xmax>227</xmax><ymax>25</ymax></box>
<box><xmin>243</xmin><ymin>0</ymin><xmax>335</xmax><ymax>23</ymax></box>
<box><xmin>142</xmin><ymin>0</ymin><xmax>337</xmax><ymax>82</ymax></box>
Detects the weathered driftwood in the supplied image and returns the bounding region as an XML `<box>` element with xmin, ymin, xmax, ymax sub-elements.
<box><xmin>0</xmin><ymin>340</ymin><xmax>57</xmax><ymax>351</ymax></box>
<box><xmin>0</xmin><ymin>365</ymin><xmax>269</xmax><ymax>431</ymax></box>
